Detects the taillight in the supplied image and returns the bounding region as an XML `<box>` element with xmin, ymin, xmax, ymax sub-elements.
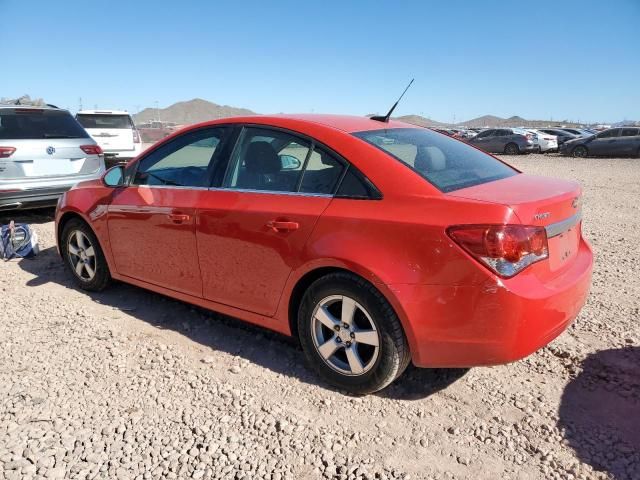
<box><xmin>80</xmin><ymin>145</ymin><xmax>103</xmax><ymax>155</ymax></box>
<box><xmin>0</xmin><ymin>147</ymin><xmax>16</xmax><ymax>158</ymax></box>
<box><xmin>447</xmin><ymin>225</ymin><xmax>549</xmax><ymax>278</ymax></box>
<box><xmin>133</xmin><ymin>130</ymin><xmax>141</xmax><ymax>143</ymax></box>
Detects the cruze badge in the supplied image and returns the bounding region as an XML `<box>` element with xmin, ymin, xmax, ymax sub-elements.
<box><xmin>534</xmin><ymin>212</ymin><xmax>550</xmax><ymax>221</ymax></box>
<box><xmin>46</xmin><ymin>146</ymin><xmax>55</xmax><ymax>155</ymax></box>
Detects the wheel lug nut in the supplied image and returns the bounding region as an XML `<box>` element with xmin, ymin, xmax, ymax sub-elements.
<box><xmin>336</xmin><ymin>337</ymin><xmax>342</xmax><ymax>343</ymax></box>
<box><xmin>350</xmin><ymin>332</ymin><xmax>355</xmax><ymax>338</ymax></box>
<box><xmin>343</xmin><ymin>323</ymin><xmax>349</xmax><ymax>329</ymax></box>
<box><xmin>334</xmin><ymin>325</ymin><xmax>340</xmax><ymax>331</ymax></box>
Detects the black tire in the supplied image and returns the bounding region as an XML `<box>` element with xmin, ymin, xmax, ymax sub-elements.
<box><xmin>572</xmin><ymin>145</ymin><xmax>588</xmax><ymax>158</ymax></box>
<box><xmin>298</xmin><ymin>272</ymin><xmax>410</xmax><ymax>394</ymax></box>
<box><xmin>61</xmin><ymin>218</ymin><xmax>111</xmax><ymax>292</ymax></box>
<box><xmin>504</xmin><ymin>143</ymin><xmax>519</xmax><ymax>155</ymax></box>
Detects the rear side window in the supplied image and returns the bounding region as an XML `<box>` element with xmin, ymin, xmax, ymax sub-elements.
<box><xmin>0</xmin><ymin>109</ymin><xmax>89</xmax><ymax>139</ymax></box>
<box><xmin>76</xmin><ymin>114</ymin><xmax>133</xmax><ymax>129</ymax></box>
<box><xmin>300</xmin><ymin>147</ymin><xmax>345</xmax><ymax>194</ymax></box>
<box><xmin>354</xmin><ymin>127</ymin><xmax>517</xmax><ymax>193</ymax></box>
<box><xmin>621</xmin><ymin>128</ymin><xmax>639</xmax><ymax>137</ymax></box>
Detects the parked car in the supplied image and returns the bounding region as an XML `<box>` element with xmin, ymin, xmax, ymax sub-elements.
<box><xmin>76</xmin><ymin>110</ymin><xmax>142</xmax><ymax>167</ymax></box>
<box><xmin>560</xmin><ymin>127</ymin><xmax>640</xmax><ymax>157</ymax></box>
<box><xmin>556</xmin><ymin>128</ymin><xmax>593</xmax><ymax>137</ymax></box>
<box><xmin>0</xmin><ymin>105</ymin><xmax>104</xmax><ymax>210</ymax></box>
<box><xmin>526</xmin><ymin>129</ymin><xmax>558</xmax><ymax>153</ymax></box>
<box><xmin>467</xmin><ymin>128</ymin><xmax>537</xmax><ymax>154</ymax></box>
<box><xmin>55</xmin><ymin>114</ymin><xmax>593</xmax><ymax>394</ymax></box>
<box><xmin>538</xmin><ymin>128</ymin><xmax>579</xmax><ymax>146</ymax></box>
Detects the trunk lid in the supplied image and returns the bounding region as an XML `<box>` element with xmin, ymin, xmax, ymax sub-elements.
<box><xmin>0</xmin><ymin>139</ymin><xmax>101</xmax><ymax>179</ymax></box>
<box><xmin>449</xmin><ymin>173</ymin><xmax>582</xmax><ymax>273</ymax></box>
<box><xmin>76</xmin><ymin>113</ymin><xmax>135</xmax><ymax>152</ymax></box>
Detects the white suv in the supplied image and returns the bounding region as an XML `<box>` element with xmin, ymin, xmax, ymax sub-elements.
<box><xmin>0</xmin><ymin>105</ymin><xmax>104</xmax><ymax>211</ymax></box>
<box><xmin>76</xmin><ymin>110</ymin><xmax>142</xmax><ymax>167</ymax></box>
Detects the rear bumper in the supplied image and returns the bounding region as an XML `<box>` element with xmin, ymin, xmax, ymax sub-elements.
<box><xmin>0</xmin><ymin>185</ymin><xmax>71</xmax><ymax>210</ymax></box>
<box><xmin>393</xmin><ymin>237</ymin><xmax>593</xmax><ymax>367</ymax></box>
<box><xmin>0</xmin><ymin>172</ymin><xmax>103</xmax><ymax>210</ymax></box>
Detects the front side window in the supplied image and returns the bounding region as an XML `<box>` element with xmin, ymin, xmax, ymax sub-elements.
<box><xmin>597</xmin><ymin>129</ymin><xmax>620</xmax><ymax>139</ymax></box>
<box><xmin>354</xmin><ymin>127</ymin><xmax>517</xmax><ymax>193</ymax></box>
<box><xmin>133</xmin><ymin>127</ymin><xmax>228</xmax><ymax>187</ymax></box>
<box><xmin>0</xmin><ymin>109</ymin><xmax>89</xmax><ymax>139</ymax></box>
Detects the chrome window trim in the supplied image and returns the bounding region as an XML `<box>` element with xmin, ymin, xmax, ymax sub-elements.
<box><xmin>545</xmin><ymin>211</ymin><xmax>582</xmax><ymax>238</ymax></box>
<box><xmin>208</xmin><ymin>186</ymin><xmax>333</xmax><ymax>198</ymax></box>
<box><xmin>134</xmin><ymin>184</ymin><xmax>333</xmax><ymax>198</ymax></box>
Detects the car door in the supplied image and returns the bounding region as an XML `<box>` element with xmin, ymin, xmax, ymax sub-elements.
<box><xmin>106</xmin><ymin>126</ymin><xmax>231</xmax><ymax>297</ymax></box>
<box><xmin>620</xmin><ymin>128</ymin><xmax>640</xmax><ymax>156</ymax></box>
<box><xmin>469</xmin><ymin>129</ymin><xmax>494</xmax><ymax>152</ymax></box>
<box><xmin>195</xmin><ymin>126</ymin><xmax>347</xmax><ymax>316</ymax></box>
<box><xmin>589</xmin><ymin>128</ymin><xmax>621</xmax><ymax>156</ymax></box>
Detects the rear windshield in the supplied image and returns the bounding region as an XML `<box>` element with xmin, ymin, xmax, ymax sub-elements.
<box><xmin>0</xmin><ymin>109</ymin><xmax>89</xmax><ymax>139</ymax></box>
<box><xmin>353</xmin><ymin>127</ymin><xmax>517</xmax><ymax>192</ymax></box>
<box><xmin>76</xmin><ymin>114</ymin><xmax>133</xmax><ymax>129</ymax></box>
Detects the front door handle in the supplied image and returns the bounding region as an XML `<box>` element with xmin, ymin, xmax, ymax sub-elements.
<box><xmin>168</xmin><ymin>213</ymin><xmax>190</xmax><ymax>223</ymax></box>
<box><xmin>266</xmin><ymin>220</ymin><xmax>299</xmax><ymax>232</ymax></box>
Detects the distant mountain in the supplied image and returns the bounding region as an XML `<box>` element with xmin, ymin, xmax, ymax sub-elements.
<box><xmin>395</xmin><ymin>115</ymin><xmax>449</xmax><ymax>127</ymax></box>
<box><xmin>455</xmin><ymin>114</ymin><xmax>581</xmax><ymax>128</ymax></box>
<box><xmin>134</xmin><ymin>98</ymin><xmax>255</xmax><ymax>125</ymax></box>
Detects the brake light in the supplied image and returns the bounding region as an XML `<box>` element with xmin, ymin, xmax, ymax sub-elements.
<box><xmin>80</xmin><ymin>145</ymin><xmax>103</xmax><ymax>155</ymax></box>
<box><xmin>0</xmin><ymin>147</ymin><xmax>16</xmax><ymax>158</ymax></box>
<box><xmin>133</xmin><ymin>129</ymin><xmax>141</xmax><ymax>143</ymax></box>
<box><xmin>447</xmin><ymin>224</ymin><xmax>548</xmax><ymax>278</ymax></box>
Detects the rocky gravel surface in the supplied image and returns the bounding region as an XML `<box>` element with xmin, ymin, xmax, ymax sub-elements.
<box><xmin>0</xmin><ymin>154</ymin><xmax>638</xmax><ymax>480</ymax></box>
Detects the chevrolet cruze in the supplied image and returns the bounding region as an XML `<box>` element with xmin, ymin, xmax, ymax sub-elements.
<box><xmin>55</xmin><ymin>115</ymin><xmax>593</xmax><ymax>393</ymax></box>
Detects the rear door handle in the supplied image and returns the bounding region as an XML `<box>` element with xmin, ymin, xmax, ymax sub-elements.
<box><xmin>266</xmin><ymin>220</ymin><xmax>299</xmax><ymax>232</ymax></box>
<box><xmin>168</xmin><ymin>213</ymin><xmax>190</xmax><ymax>223</ymax></box>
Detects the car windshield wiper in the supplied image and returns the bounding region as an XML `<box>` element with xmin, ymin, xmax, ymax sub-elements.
<box><xmin>42</xmin><ymin>134</ymin><xmax>79</xmax><ymax>138</ymax></box>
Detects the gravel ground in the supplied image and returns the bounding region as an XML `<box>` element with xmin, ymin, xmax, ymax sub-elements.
<box><xmin>0</xmin><ymin>154</ymin><xmax>638</xmax><ymax>480</ymax></box>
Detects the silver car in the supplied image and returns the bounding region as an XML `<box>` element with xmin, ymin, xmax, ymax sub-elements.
<box><xmin>0</xmin><ymin>105</ymin><xmax>105</xmax><ymax>210</ymax></box>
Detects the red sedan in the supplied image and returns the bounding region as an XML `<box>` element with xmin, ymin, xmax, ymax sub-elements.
<box><xmin>55</xmin><ymin>114</ymin><xmax>593</xmax><ymax>393</ymax></box>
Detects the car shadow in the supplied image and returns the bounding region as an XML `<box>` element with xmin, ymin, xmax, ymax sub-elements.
<box><xmin>17</xmin><ymin>245</ymin><xmax>467</xmax><ymax>399</ymax></box>
<box><xmin>558</xmin><ymin>347</ymin><xmax>640</xmax><ymax>480</ymax></box>
<box><xmin>0</xmin><ymin>207</ymin><xmax>56</xmax><ymax>225</ymax></box>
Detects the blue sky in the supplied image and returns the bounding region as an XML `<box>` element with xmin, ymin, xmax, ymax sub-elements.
<box><xmin>1</xmin><ymin>0</ymin><xmax>638</xmax><ymax>123</ymax></box>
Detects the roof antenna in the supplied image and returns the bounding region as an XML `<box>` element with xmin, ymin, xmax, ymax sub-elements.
<box><xmin>370</xmin><ymin>78</ymin><xmax>414</xmax><ymax>123</ymax></box>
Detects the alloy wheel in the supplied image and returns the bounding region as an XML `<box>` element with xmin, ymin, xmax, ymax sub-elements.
<box><xmin>311</xmin><ymin>295</ymin><xmax>380</xmax><ymax>376</ymax></box>
<box><xmin>573</xmin><ymin>146</ymin><xmax>587</xmax><ymax>158</ymax></box>
<box><xmin>67</xmin><ymin>230</ymin><xmax>97</xmax><ymax>281</ymax></box>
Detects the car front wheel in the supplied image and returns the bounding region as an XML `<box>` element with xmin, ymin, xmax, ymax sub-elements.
<box><xmin>61</xmin><ymin>218</ymin><xmax>111</xmax><ymax>292</ymax></box>
<box><xmin>298</xmin><ymin>272</ymin><xmax>410</xmax><ymax>394</ymax></box>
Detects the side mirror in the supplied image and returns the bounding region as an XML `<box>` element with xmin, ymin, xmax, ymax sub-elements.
<box><xmin>279</xmin><ymin>154</ymin><xmax>302</xmax><ymax>170</ymax></box>
<box><xmin>103</xmin><ymin>165</ymin><xmax>125</xmax><ymax>187</ymax></box>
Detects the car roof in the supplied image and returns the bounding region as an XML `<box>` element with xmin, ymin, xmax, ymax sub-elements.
<box><xmin>197</xmin><ymin>114</ymin><xmax>419</xmax><ymax>134</ymax></box>
<box><xmin>0</xmin><ymin>104</ymin><xmax>65</xmax><ymax>112</ymax></box>
<box><xmin>77</xmin><ymin>109</ymin><xmax>131</xmax><ymax>115</ymax></box>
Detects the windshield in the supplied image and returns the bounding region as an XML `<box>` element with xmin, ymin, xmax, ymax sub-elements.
<box><xmin>76</xmin><ymin>114</ymin><xmax>133</xmax><ymax>129</ymax></box>
<box><xmin>0</xmin><ymin>109</ymin><xmax>89</xmax><ymax>139</ymax></box>
<box><xmin>353</xmin><ymin>127</ymin><xmax>517</xmax><ymax>192</ymax></box>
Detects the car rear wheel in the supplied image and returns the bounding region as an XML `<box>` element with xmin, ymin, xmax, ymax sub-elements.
<box><xmin>61</xmin><ymin>219</ymin><xmax>111</xmax><ymax>292</ymax></box>
<box><xmin>298</xmin><ymin>272</ymin><xmax>410</xmax><ymax>394</ymax></box>
<box><xmin>572</xmin><ymin>145</ymin><xmax>588</xmax><ymax>158</ymax></box>
<box><xmin>504</xmin><ymin>143</ymin><xmax>519</xmax><ymax>155</ymax></box>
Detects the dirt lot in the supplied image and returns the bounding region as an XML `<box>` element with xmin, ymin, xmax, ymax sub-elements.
<box><xmin>1</xmin><ymin>154</ymin><xmax>638</xmax><ymax>480</ymax></box>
